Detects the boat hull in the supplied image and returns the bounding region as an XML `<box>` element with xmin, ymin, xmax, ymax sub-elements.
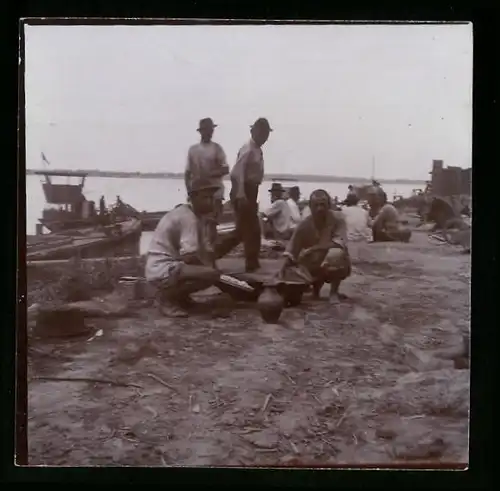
<box><xmin>27</xmin><ymin>219</ymin><xmax>142</xmax><ymax>262</ymax></box>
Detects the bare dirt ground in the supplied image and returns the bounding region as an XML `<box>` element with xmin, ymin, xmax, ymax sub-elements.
<box><xmin>27</xmin><ymin>230</ymin><xmax>470</xmax><ymax>467</ymax></box>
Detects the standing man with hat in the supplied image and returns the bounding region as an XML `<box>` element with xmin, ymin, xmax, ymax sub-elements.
<box><xmin>261</xmin><ymin>182</ymin><xmax>293</xmax><ymax>240</ymax></box>
<box><xmin>217</xmin><ymin>117</ymin><xmax>273</xmax><ymax>272</ymax></box>
<box><xmin>145</xmin><ymin>177</ymin><xmax>223</xmax><ymax>318</ymax></box>
<box><xmin>185</xmin><ymin>118</ymin><xmax>229</xmax><ymax>223</ymax></box>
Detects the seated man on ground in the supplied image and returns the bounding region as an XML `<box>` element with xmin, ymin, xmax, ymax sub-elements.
<box><xmin>145</xmin><ymin>178</ymin><xmax>222</xmax><ymax>318</ymax></box>
<box><xmin>278</xmin><ymin>189</ymin><xmax>352</xmax><ymax>304</ymax></box>
<box><xmin>341</xmin><ymin>192</ymin><xmax>372</xmax><ymax>242</ymax></box>
<box><xmin>367</xmin><ymin>187</ymin><xmax>412</xmax><ymax>243</ymax></box>
<box><xmin>260</xmin><ymin>182</ymin><xmax>293</xmax><ymax>240</ymax></box>
<box><xmin>287</xmin><ymin>185</ymin><xmax>303</xmax><ymax>229</ymax></box>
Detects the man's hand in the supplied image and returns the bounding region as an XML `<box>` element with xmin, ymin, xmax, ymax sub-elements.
<box><xmin>276</xmin><ymin>256</ymin><xmax>293</xmax><ymax>280</ymax></box>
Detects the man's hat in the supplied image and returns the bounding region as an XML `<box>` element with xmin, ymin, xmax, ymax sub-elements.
<box><xmin>251</xmin><ymin>117</ymin><xmax>273</xmax><ymax>132</ymax></box>
<box><xmin>197</xmin><ymin>118</ymin><xmax>217</xmax><ymax>131</ymax></box>
<box><xmin>269</xmin><ymin>182</ymin><xmax>285</xmax><ymax>194</ymax></box>
<box><xmin>289</xmin><ymin>185</ymin><xmax>300</xmax><ymax>194</ymax></box>
<box><xmin>345</xmin><ymin>193</ymin><xmax>360</xmax><ymax>206</ymax></box>
<box><xmin>189</xmin><ymin>177</ymin><xmax>220</xmax><ymax>195</ymax></box>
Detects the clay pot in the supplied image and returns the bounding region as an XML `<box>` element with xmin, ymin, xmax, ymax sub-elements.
<box><xmin>258</xmin><ymin>286</ymin><xmax>284</xmax><ymax>323</ymax></box>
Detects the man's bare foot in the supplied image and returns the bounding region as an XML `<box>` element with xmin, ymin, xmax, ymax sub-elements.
<box><xmin>328</xmin><ymin>293</ymin><xmax>341</xmax><ymax>305</ymax></box>
<box><xmin>157</xmin><ymin>301</ymin><xmax>189</xmax><ymax>318</ymax></box>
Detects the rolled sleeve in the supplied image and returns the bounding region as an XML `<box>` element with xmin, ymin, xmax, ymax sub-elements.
<box><xmin>232</xmin><ymin>147</ymin><xmax>253</xmax><ymax>198</ymax></box>
<box><xmin>179</xmin><ymin>220</ymin><xmax>200</xmax><ymax>256</ymax></box>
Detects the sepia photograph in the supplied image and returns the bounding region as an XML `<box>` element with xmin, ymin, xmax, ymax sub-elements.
<box><xmin>22</xmin><ymin>20</ymin><xmax>471</xmax><ymax>468</ymax></box>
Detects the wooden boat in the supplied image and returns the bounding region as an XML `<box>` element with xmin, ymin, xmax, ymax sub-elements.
<box><xmin>27</xmin><ymin>218</ymin><xmax>142</xmax><ymax>261</ymax></box>
<box><xmin>32</xmin><ymin>166</ymin><xmax>140</xmax><ymax>233</ymax></box>
<box><xmin>29</xmin><ymin>163</ymin><xmax>142</xmax><ymax>260</ymax></box>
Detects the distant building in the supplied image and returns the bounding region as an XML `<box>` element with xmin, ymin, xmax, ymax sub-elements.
<box><xmin>429</xmin><ymin>160</ymin><xmax>471</xmax><ymax>196</ymax></box>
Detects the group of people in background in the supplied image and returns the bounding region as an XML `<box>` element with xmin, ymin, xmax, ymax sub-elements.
<box><xmin>145</xmin><ymin>116</ymin><xmax>411</xmax><ymax>317</ymax></box>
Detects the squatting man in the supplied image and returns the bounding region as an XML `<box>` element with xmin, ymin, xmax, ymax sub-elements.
<box><xmin>146</xmin><ymin>183</ymin><xmax>353</xmax><ymax>316</ymax></box>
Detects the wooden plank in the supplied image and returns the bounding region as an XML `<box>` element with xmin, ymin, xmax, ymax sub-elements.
<box><xmin>27</xmin><ymin>256</ymin><xmax>145</xmax><ymax>268</ymax></box>
<box><xmin>217</xmin><ymin>258</ymin><xmax>283</xmax><ymax>283</ymax></box>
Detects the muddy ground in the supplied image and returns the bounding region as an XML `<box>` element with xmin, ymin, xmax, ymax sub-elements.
<box><xmin>27</xmin><ymin>230</ymin><xmax>470</xmax><ymax>467</ymax></box>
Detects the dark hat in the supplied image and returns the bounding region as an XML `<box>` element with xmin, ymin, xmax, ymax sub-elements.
<box><xmin>289</xmin><ymin>185</ymin><xmax>300</xmax><ymax>193</ymax></box>
<box><xmin>189</xmin><ymin>177</ymin><xmax>220</xmax><ymax>195</ymax></box>
<box><xmin>345</xmin><ymin>193</ymin><xmax>360</xmax><ymax>206</ymax></box>
<box><xmin>269</xmin><ymin>182</ymin><xmax>285</xmax><ymax>194</ymax></box>
<box><xmin>251</xmin><ymin>117</ymin><xmax>273</xmax><ymax>132</ymax></box>
<box><xmin>197</xmin><ymin>118</ymin><xmax>217</xmax><ymax>131</ymax></box>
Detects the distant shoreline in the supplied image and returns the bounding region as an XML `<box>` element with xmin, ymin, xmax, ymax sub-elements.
<box><xmin>26</xmin><ymin>169</ymin><xmax>426</xmax><ymax>186</ymax></box>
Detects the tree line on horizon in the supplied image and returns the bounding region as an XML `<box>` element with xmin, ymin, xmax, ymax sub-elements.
<box><xmin>25</xmin><ymin>168</ymin><xmax>426</xmax><ymax>184</ymax></box>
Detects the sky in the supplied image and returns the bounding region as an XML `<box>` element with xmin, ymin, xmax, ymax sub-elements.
<box><xmin>24</xmin><ymin>23</ymin><xmax>472</xmax><ymax>180</ymax></box>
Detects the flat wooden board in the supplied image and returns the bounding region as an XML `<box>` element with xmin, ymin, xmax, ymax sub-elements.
<box><xmin>217</xmin><ymin>257</ymin><xmax>305</xmax><ymax>285</ymax></box>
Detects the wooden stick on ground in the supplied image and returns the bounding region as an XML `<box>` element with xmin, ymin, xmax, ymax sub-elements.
<box><xmin>145</xmin><ymin>373</ymin><xmax>180</xmax><ymax>393</ymax></box>
<box><xmin>31</xmin><ymin>376</ymin><xmax>142</xmax><ymax>389</ymax></box>
<box><xmin>261</xmin><ymin>393</ymin><xmax>272</xmax><ymax>413</ymax></box>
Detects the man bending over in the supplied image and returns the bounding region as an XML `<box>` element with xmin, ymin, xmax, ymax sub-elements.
<box><xmin>145</xmin><ymin>178</ymin><xmax>222</xmax><ymax>318</ymax></box>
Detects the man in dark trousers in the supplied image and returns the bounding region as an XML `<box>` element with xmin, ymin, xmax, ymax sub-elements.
<box><xmin>216</xmin><ymin>117</ymin><xmax>273</xmax><ymax>272</ymax></box>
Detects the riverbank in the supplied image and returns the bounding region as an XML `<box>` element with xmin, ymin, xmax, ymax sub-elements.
<box><xmin>27</xmin><ymin>229</ymin><xmax>470</xmax><ymax>466</ymax></box>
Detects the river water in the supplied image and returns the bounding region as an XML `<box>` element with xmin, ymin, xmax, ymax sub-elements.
<box><xmin>25</xmin><ymin>175</ymin><xmax>417</xmax><ymax>253</ymax></box>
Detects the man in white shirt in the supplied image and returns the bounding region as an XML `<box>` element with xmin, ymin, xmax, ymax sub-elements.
<box><xmin>342</xmin><ymin>193</ymin><xmax>372</xmax><ymax>242</ymax></box>
<box><xmin>146</xmin><ymin>178</ymin><xmax>222</xmax><ymax>318</ymax></box>
<box><xmin>261</xmin><ymin>183</ymin><xmax>293</xmax><ymax>240</ymax></box>
<box><xmin>215</xmin><ymin>117</ymin><xmax>273</xmax><ymax>272</ymax></box>
<box><xmin>287</xmin><ymin>186</ymin><xmax>303</xmax><ymax>228</ymax></box>
<box><xmin>185</xmin><ymin>118</ymin><xmax>229</xmax><ymax>222</ymax></box>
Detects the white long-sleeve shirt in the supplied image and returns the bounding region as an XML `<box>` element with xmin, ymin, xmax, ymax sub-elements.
<box><xmin>263</xmin><ymin>199</ymin><xmax>293</xmax><ymax>235</ymax></box>
<box><xmin>342</xmin><ymin>205</ymin><xmax>372</xmax><ymax>242</ymax></box>
<box><xmin>287</xmin><ymin>198</ymin><xmax>302</xmax><ymax>226</ymax></box>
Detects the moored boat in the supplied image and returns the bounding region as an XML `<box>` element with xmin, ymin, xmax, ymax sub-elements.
<box><xmin>27</xmin><ymin>218</ymin><xmax>142</xmax><ymax>261</ymax></box>
<box><xmin>29</xmin><ymin>160</ymin><xmax>142</xmax><ymax>260</ymax></box>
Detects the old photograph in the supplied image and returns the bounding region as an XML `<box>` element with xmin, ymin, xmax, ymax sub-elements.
<box><xmin>23</xmin><ymin>21</ymin><xmax>471</xmax><ymax>467</ymax></box>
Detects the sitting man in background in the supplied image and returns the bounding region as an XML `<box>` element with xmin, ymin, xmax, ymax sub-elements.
<box><xmin>261</xmin><ymin>182</ymin><xmax>293</xmax><ymax>240</ymax></box>
<box><xmin>278</xmin><ymin>189</ymin><xmax>352</xmax><ymax>304</ymax></box>
<box><xmin>367</xmin><ymin>187</ymin><xmax>412</xmax><ymax>243</ymax></box>
<box><xmin>342</xmin><ymin>192</ymin><xmax>372</xmax><ymax>242</ymax></box>
<box><xmin>145</xmin><ymin>178</ymin><xmax>222</xmax><ymax>318</ymax></box>
<box><xmin>287</xmin><ymin>185</ymin><xmax>303</xmax><ymax>228</ymax></box>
